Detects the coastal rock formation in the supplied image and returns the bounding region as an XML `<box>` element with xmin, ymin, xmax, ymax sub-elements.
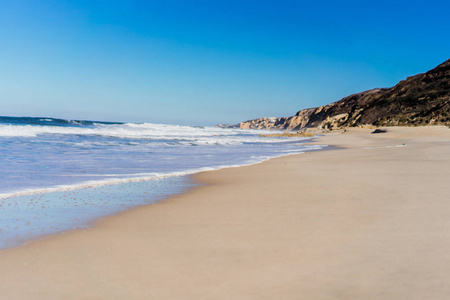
<box><xmin>238</xmin><ymin>58</ymin><xmax>450</xmax><ymax>130</ymax></box>
<box><xmin>239</xmin><ymin>117</ymin><xmax>279</xmax><ymax>130</ymax></box>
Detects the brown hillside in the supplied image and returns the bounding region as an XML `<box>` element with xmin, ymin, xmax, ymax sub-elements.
<box><xmin>239</xmin><ymin>59</ymin><xmax>450</xmax><ymax>130</ymax></box>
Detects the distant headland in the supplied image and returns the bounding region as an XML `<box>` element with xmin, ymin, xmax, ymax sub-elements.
<box><xmin>219</xmin><ymin>58</ymin><xmax>450</xmax><ymax>130</ymax></box>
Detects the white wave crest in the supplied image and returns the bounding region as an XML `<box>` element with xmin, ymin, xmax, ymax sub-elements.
<box><xmin>0</xmin><ymin>122</ymin><xmax>308</xmax><ymax>144</ymax></box>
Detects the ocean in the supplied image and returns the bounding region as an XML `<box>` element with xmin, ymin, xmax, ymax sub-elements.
<box><xmin>0</xmin><ymin>116</ymin><xmax>326</xmax><ymax>248</ymax></box>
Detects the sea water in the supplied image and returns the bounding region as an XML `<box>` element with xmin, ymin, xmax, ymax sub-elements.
<box><xmin>0</xmin><ymin>116</ymin><xmax>326</xmax><ymax>248</ymax></box>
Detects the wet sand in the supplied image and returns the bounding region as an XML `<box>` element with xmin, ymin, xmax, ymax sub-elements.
<box><xmin>0</xmin><ymin>126</ymin><xmax>449</xmax><ymax>299</ymax></box>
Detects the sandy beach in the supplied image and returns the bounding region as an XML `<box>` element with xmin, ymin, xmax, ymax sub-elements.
<box><xmin>0</xmin><ymin>126</ymin><xmax>449</xmax><ymax>299</ymax></box>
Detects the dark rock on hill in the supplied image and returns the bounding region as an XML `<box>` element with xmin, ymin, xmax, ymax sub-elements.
<box><xmin>239</xmin><ymin>59</ymin><xmax>450</xmax><ymax>130</ymax></box>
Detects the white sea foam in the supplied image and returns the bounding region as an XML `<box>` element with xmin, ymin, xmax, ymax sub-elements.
<box><xmin>0</xmin><ymin>145</ymin><xmax>326</xmax><ymax>200</ymax></box>
<box><xmin>0</xmin><ymin>123</ymin><xmax>259</xmax><ymax>138</ymax></box>
<box><xmin>0</xmin><ymin>123</ymin><xmax>309</xmax><ymax>146</ymax></box>
<box><xmin>0</xmin><ymin>123</ymin><xmax>289</xmax><ymax>140</ymax></box>
<box><xmin>0</xmin><ymin>117</ymin><xmax>329</xmax><ymax>249</ymax></box>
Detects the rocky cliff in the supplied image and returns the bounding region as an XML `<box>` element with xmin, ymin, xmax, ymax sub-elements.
<box><xmin>239</xmin><ymin>59</ymin><xmax>450</xmax><ymax>130</ymax></box>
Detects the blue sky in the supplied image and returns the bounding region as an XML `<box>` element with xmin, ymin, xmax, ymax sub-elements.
<box><xmin>0</xmin><ymin>0</ymin><xmax>449</xmax><ymax>125</ymax></box>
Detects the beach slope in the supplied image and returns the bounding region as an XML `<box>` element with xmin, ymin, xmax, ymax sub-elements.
<box><xmin>0</xmin><ymin>126</ymin><xmax>449</xmax><ymax>299</ymax></box>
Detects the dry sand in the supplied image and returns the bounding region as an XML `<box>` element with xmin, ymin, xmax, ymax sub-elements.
<box><xmin>0</xmin><ymin>126</ymin><xmax>449</xmax><ymax>299</ymax></box>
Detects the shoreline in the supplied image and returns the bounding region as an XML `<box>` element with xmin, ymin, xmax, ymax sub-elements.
<box><xmin>0</xmin><ymin>139</ymin><xmax>324</xmax><ymax>250</ymax></box>
<box><xmin>0</xmin><ymin>126</ymin><xmax>449</xmax><ymax>299</ymax></box>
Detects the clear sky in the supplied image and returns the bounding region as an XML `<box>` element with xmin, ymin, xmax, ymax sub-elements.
<box><xmin>0</xmin><ymin>0</ymin><xmax>449</xmax><ymax>125</ymax></box>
